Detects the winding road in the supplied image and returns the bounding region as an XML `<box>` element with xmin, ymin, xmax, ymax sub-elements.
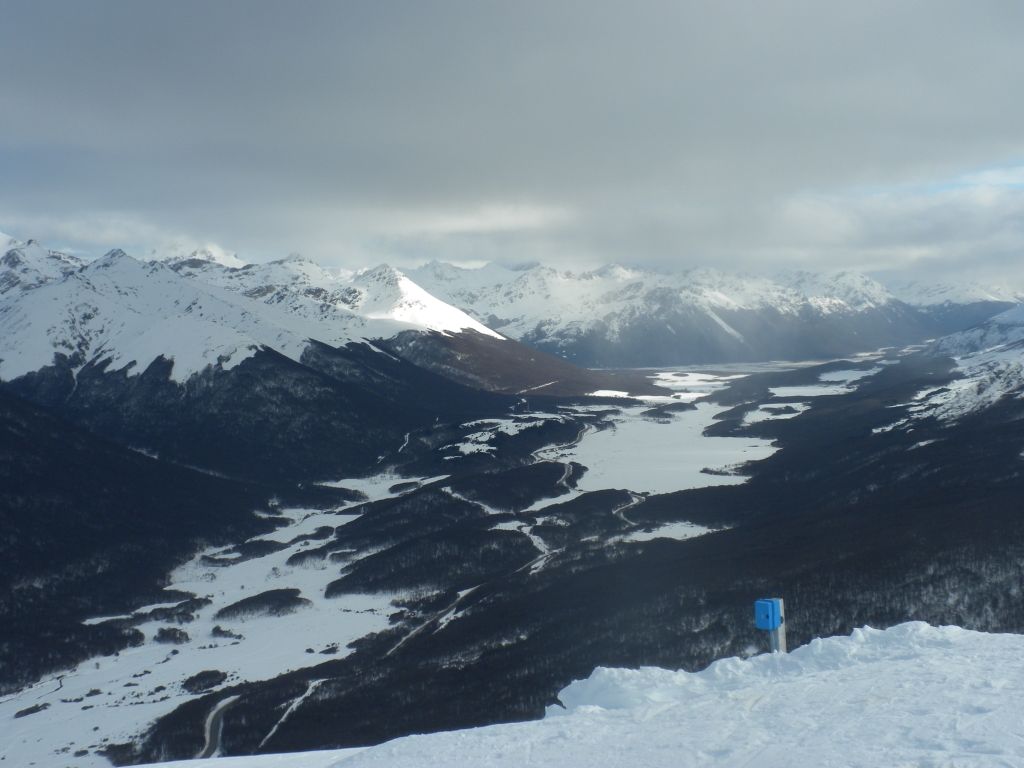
<box><xmin>196</xmin><ymin>695</ymin><xmax>240</xmax><ymax>759</ymax></box>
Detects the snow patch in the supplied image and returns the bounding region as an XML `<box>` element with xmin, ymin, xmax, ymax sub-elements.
<box><xmin>615</xmin><ymin>521</ymin><xmax>713</xmax><ymax>543</ymax></box>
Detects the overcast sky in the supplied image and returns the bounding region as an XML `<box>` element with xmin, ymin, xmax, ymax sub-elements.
<box><xmin>2</xmin><ymin>1</ymin><xmax>1024</xmax><ymax>280</ymax></box>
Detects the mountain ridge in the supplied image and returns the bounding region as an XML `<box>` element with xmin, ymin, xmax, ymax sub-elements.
<box><xmin>407</xmin><ymin>260</ymin><xmax>1021</xmax><ymax>365</ymax></box>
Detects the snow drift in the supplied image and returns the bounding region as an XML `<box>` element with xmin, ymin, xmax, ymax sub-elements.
<box><xmin>151</xmin><ymin>622</ymin><xmax>1024</xmax><ymax>768</ymax></box>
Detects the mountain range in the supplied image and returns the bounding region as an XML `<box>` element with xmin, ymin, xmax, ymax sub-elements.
<box><xmin>408</xmin><ymin>260</ymin><xmax>1023</xmax><ymax>365</ymax></box>
<box><xmin>5</xmin><ymin>232</ymin><xmax>1021</xmax><ymax>374</ymax></box>
<box><xmin>3</xmin><ymin>230</ymin><xmax>1024</xmax><ymax>767</ymax></box>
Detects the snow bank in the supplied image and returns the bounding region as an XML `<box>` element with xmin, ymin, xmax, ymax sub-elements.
<box><xmin>323</xmin><ymin>622</ymin><xmax>1024</xmax><ymax>768</ymax></box>
<box><xmin>147</xmin><ymin>622</ymin><xmax>1024</xmax><ymax>768</ymax></box>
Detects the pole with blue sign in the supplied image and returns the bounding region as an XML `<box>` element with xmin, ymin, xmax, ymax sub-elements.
<box><xmin>754</xmin><ymin>597</ymin><xmax>787</xmax><ymax>653</ymax></box>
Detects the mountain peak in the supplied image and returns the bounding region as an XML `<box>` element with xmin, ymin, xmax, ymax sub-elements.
<box><xmin>0</xmin><ymin>237</ymin><xmax>86</xmax><ymax>295</ymax></box>
<box><xmin>355</xmin><ymin>263</ymin><xmax>404</xmax><ymax>285</ymax></box>
<box><xmin>151</xmin><ymin>243</ymin><xmax>246</xmax><ymax>269</ymax></box>
<box><xmin>94</xmin><ymin>248</ymin><xmax>133</xmax><ymax>266</ymax></box>
<box><xmin>585</xmin><ymin>263</ymin><xmax>641</xmax><ymax>281</ymax></box>
<box><xmin>779</xmin><ymin>269</ymin><xmax>894</xmax><ymax>310</ymax></box>
<box><xmin>350</xmin><ymin>263</ymin><xmax>502</xmax><ymax>339</ymax></box>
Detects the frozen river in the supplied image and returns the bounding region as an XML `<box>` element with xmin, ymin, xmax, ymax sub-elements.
<box><xmin>536</xmin><ymin>370</ymin><xmax>777</xmax><ymax>496</ymax></box>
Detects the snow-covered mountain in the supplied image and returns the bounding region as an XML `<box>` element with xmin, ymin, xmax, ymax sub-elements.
<box><xmin>0</xmin><ymin>248</ymin><xmax>503</xmax><ymax>384</ymax></box>
<box><xmin>408</xmin><ymin>261</ymin><xmax>1018</xmax><ymax>366</ymax></box>
<box><xmin>871</xmin><ymin>303</ymin><xmax>1024</xmax><ymax>429</ymax></box>
<box><xmin>149</xmin><ymin>242</ymin><xmax>249</xmax><ymax>269</ymax></box>
<box><xmin>888</xmin><ymin>278</ymin><xmax>1024</xmax><ymax>307</ymax></box>
<box><xmin>4</xmin><ymin>230</ymin><xmax>1015</xmax><ymax>371</ymax></box>
<box><xmin>0</xmin><ymin>235</ymin><xmax>84</xmax><ymax>295</ymax></box>
<box><xmin>170</xmin><ymin>254</ymin><xmax>503</xmax><ymax>344</ymax></box>
<box><xmin>5</xmin><ymin>231</ymin><xmax>1024</xmax><ymax>768</ymax></box>
<box><xmin>0</xmin><ymin>238</ymin><xmax>511</xmax><ymax>485</ymax></box>
<box><xmin>931</xmin><ymin>302</ymin><xmax>1024</xmax><ymax>356</ymax></box>
<box><xmin>0</xmin><ymin>236</ymin><xmax>657</xmax><ymax>485</ymax></box>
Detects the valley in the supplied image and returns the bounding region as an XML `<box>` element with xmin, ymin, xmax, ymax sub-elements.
<box><xmin>3</xmin><ymin>234</ymin><xmax>1024</xmax><ymax>766</ymax></box>
<box><xmin>1</xmin><ymin>362</ymin><xmax>792</xmax><ymax>766</ymax></box>
<box><xmin>6</xmin><ymin>8</ymin><xmax>1024</xmax><ymax>764</ymax></box>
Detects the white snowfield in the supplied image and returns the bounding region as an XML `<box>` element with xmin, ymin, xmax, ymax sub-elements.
<box><xmin>0</xmin><ymin>242</ymin><xmax>501</xmax><ymax>383</ymax></box>
<box><xmin>528</xmin><ymin>370</ymin><xmax>777</xmax><ymax>498</ymax></box>
<box><xmin>147</xmin><ymin>622</ymin><xmax>1024</xmax><ymax>768</ymax></box>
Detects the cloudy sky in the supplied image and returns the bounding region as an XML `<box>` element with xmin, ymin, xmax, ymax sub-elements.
<box><xmin>2</xmin><ymin>1</ymin><xmax>1024</xmax><ymax>280</ymax></box>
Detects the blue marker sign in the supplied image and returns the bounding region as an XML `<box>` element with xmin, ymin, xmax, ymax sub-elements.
<box><xmin>754</xmin><ymin>597</ymin><xmax>787</xmax><ymax>653</ymax></box>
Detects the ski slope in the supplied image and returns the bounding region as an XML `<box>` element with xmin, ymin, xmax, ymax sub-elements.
<box><xmin>147</xmin><ymin>622</ymin><xmax>1024</xmax><ymax>768</ymax></box>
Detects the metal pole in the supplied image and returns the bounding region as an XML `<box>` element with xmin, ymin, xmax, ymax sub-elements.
<box><xmin>769</xmin><ymin>598</ymin><xmax>787</xmax><ymax>653</ymax></box>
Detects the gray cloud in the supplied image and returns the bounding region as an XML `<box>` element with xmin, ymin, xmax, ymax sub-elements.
<box><xmin>2</xmin><ymin>0</ymin><xmax>1024</xmax><ymax>278</ymax></box>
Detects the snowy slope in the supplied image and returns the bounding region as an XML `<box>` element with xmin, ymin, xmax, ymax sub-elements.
<box><xmin>149</xmin><ymin>243</ymin><xmax>248</xmax><ymax>269</ymax></box>
<box><xmin>409</xmin><ymin>261</ymin><xmax>902</xmax><ymax>334</ymax></box>
<box><xmin>932</xmin><ymin>303</ymin><xmax>1024</xmax><ymax>357</ymax></box>
<box><xmin>0</xmin><ymin>472</ymin><xmax>437</xmax><ymax>768</ymax></box>
<box><xmin>888</xmin><ymin>279</ymin><xmax>1024</xmax><ymax>307</ymax></box>
<box><xmin>406</xmin><ymin>261</ymin><xmax>991</xmax><ymax>365</ymax></box>
<box><xmin>0</xmin><ymin>248</ymin><xmax>502</xmax><ymax>384</ymax></box>
<box><xmin>173</xmin><ymin>256</ymin><xmax>502</xmax><ymax>340</ymax></box>
<box><xmin>873</xmin><ymin>304</ymin><xmax>1024</xmax><ymax>430</ymax></box>
<box><xmin>146</xmin><ymin>622</ymin><xmax>1024</xmax><ymax>768</ymax></box>
<box><xmin>350</xmin><ymin>265</ymin><xmax>502</xmax><ymax>338</ymax></box>
<box><xmin>779</xmin><ymin>269</ymin><xmax>895</xmax><ymax>311</ymax></box>
<box><xmin>1</xmin><ymin>365</ymin><xmax>785</xmax><ymax>767</ymax></box>
<box><xmin>0</xmin><ymin>250</ymin><xmax>316</xmax><ymax>382</ymax></box>
<box><xmin>0</xmin><ymin>237</ymin><xmax>84</xmax><ymax>294</ymax></box>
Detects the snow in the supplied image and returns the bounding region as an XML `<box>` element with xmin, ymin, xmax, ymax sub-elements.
<box><xmin>769</xmin><ymin>383</ymin><xmax>852</xmax><ymax>397</ymax></box>
<box><xmin>447</xmin><ymin>417</ymin><xmax>558</xmax><ymax>456</ymax></box>
<box><xmin>705</xmin><ymin>309</ymin><xmax>745</xmax><ymax>342</ymax></box>
<box><xmin>534</xmin><ymin>372</ymin><xmax>776</xmax><ymax>497</ymax></box>
<box><xmin>147</xmin><ymin>622</ymin><xmax>1024</xmax><ymax>768</ymax></box>
<box><xmin>587</xmin><ymin>389</ymin><xmax>632</xmax><ymax>398</ymax></box>
<box><xmin>145</xmin><ymin>749</ymin><xmax>368</xmax><ymax>768</ymax></box>
<box><xmin>0</xmin><ymin>248</ymin><xmax>503</xmax><ymax>383</ymax></box>
<box><xmin>152</xmin><ymin>244</ymin><xmax>248</xmax><ymax>269</ymax></box>
<box><xmin>872</xmin><ymin>307</ymin><xmax>1024</xmax><ymax>431</ymax></box>
<box><xmin>545</xmin><ymin>401</ymin><xmax>776</xmax><ymax>495</ymax></box>
<box><xmin>742</xmin><ymin>402</ymin><xmax>810</xmax><ymax>425</ymax></box>
<box><xmin>768</xmin><ymin>366</ymin><xmax>881</xmax><ymax>399</ymax></box>
<box><xmin>0</xmin><ymin>252</ymin><xmax>311</xmax><ymax>382</ymax></box>
<box><xmin>887</xmin><ymin>278</ymin><xmax>1024</xmax><ymax>307</ymax></box>
<box><xmin>352</xmin><ymin>265</ymin><xmax>503</xmax><ymax>339</ymax></box>
<box><xmin>650</xmin><ymin>370</ymin><xmax>743</xmax><ymax>401</ymax></box>
<box><xmin>407</xmin><ymin>261</ymin><xmax>908</xmax><ymax>347</ymax></box>
<box><xmin>0</xmin><ymin>237</ymin><xmax>84</xmax><ymax>294</ymax></box>
<box><xmin>0</xmin><ymin>472</ymin><xmax>434</xmax><ymax>768</ymax></box>
<box><xmin>818</xmin><ymin>367</ymin><xmax>881</xmax><ymax>385</ymax></box>
<box><xmin>932</xmin><ymin>303</ymin><xmax>1024</xmax><ymax>358</ymax></box>
<box><xmin>615</xmin><ymin>521</ymin><xmax>713</xmax><ymax>543</ymax></box>
<box><xmin>901</xmin><ymin>347</ymin><xmax>1024</xmax><ymax>425</ymax></box>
